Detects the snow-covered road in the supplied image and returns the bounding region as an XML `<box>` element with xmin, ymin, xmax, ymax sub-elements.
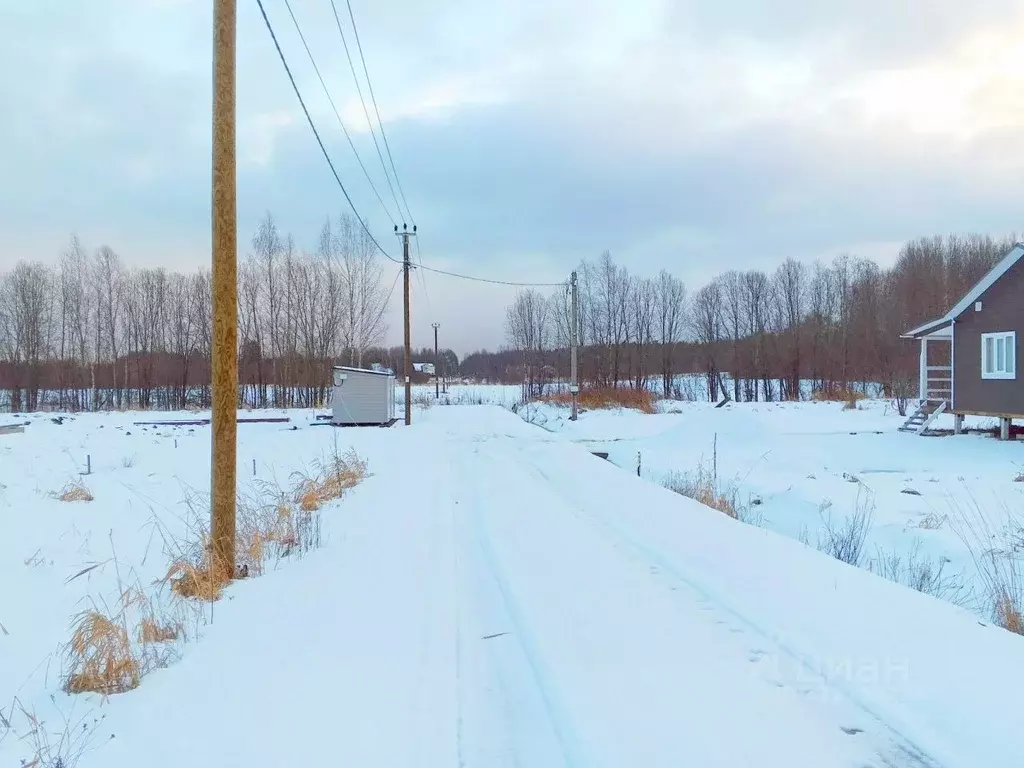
<box><xmin>77</xmin><ymin>406</ymin><xmax>1024</xmax><ymax>768</ymax></box>
<box><xmin>452</xmin><ymin>437</ymin><xmax>903</xmax><ymax>767</ymax></box>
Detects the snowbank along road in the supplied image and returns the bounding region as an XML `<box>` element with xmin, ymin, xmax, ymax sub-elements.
<box><xmin>8</xmin><ymin>406</ymin><xmax>1023</xmax><ymax>767</ymax></box>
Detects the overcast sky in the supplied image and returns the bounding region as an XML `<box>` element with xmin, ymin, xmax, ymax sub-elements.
<box><xmin>2</xmin><ymin>0</ymin><xmax>1023</xmax><ymax>355</ymax></box>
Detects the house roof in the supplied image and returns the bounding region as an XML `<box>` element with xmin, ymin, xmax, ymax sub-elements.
<box><xmin>901</xmin><ymin>242</ymin><xmax>1024</xmax><ymax>339</ymax></box>
<box><xmin>333</xmin><ymin>365</ymin><xmax>394</xmax><ymax>377</ymax></box>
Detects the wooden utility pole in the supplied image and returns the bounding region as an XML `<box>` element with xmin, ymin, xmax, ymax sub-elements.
<box><xmin>432</xmin><ymin>322</ymin><xmax>440</xmax><ymax>399</ymax></box>
<box><xmin>397</xmin><ymin>224</ymin><xmax>416</xmax><ymax>425</ymax></box>
<box><xmin>211</xmin><ymin>0</ymin><xmax>237</xmax><ymax>578</ymax></box>
<box><xmin>570</xmin><ymin>270</ymin><xmax>579</xmax><ymax>421</ymax></box>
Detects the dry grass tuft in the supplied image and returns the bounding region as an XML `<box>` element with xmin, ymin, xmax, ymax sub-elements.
<box><xmin>995</xmin><ymin>592</ymin><xmax>1023</xmax><ymax>635</ymax></box>
<box><xmin>542</xmin><ymin>387</ymin><xmax>657</xmax><ymax>414</ymax></box>
<box><xmin>63</xmin><ymin>611</ymin><xmax>140</xmax><ymax>695</ymax></box>
<box><xmin>948</xmin><ymin>491</ymin><xmax>1024</xmax><ymax>635</ymax></box>
<box><xmin>138</xmin><ymin>617</ymin><xmax>180</xmax><ymax>644</ymax></box>
<box><xmin>663</xmin><ymin>466</ymin><xmax>739</xmax><ymax>519</ymax></box>
<box><xmin>55</xmin><ymin>480</ymin><xmax>94</xmax><ymax>503</ymax></box>
<box><xmin>868</xmin><ymin>542</ymin><xmax>969</xmax><ymax>605</ymax></box>
<box><xmin>292</xmin><ymin>448</ymin><xmax>368</xmax><ymax>512</ymax></box>
<box><xmin>812</xmin><ymin>387</ymin><xmax>866</xmax><ymax>410</ymax></box>
<box><xmin>165</xmin><ymin>553</ymin><xmax>228</xmax><ymax>601</ymax></box>
<box><xmin>11</xmin><ymin>698</ymin><xmax>109</xmax><ymax>768</ymax></box>
<box><xmin>234</xmin><ymin>498</ymin><xmax>311</xmax><ymax>575</ymax></box>
<box><xmin>161</xmin><ymin>448</ymin><xmax>363</xmax><ymax>600</ymax></box>
<box><xmin>917</xmin><ymin>512</ymin><xmax>947</xmax><ymax>530</ymax></box>
<box><xmin>816</xmin><ymin>490</ymin><xmax>875</xmax><ymax>567</ymax></box>
<box><xmin>694</xmin><ymin>485</ymin><xmax>739</xmax><ymax>519</ymax></box>
<box><xmin>812</xmin><ymin>387</ymin><xmax>867</xmax><ymax>403</ymax></box>
<box><xmin>1014</xmin><ymin>471</ymin><xmax>1024</xmax><ymax>483</ymax></box>
<box><xmin>412</xmin><ymin>392</ymin><xmax>436</xmax><ymax>409</ymax></box>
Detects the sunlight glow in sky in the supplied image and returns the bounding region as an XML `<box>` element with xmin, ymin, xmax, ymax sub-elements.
<box><xmin>2</xmin><ymin>1</ymin><xmax>1023</xmax><ymax>352</ymax></box>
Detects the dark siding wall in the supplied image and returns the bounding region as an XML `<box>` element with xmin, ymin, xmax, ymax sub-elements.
<box><xmin>953</xmin><ymin>258</ymin><xmax>1024</xmax><ymax>416</ymax></box>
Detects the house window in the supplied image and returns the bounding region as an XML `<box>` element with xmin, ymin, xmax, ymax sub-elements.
<box><xmin>981</xmin><ymin>332</ymin><xmax>1016</xmax><ymax>380</ymax></box>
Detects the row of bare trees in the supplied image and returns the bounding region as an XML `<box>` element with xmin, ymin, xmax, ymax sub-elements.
<box><xmin>0</xmin><ymin>213</ymin><xmax>393</xmax><ymax>412</ymax></box>
<box><xmin>504</xmin><ymin>252</ymin><xmax>687</xmax><ymax>398</ymax></box>
<box><xmin>502</xmin><ymin>233</ymin><xmax>1017</xmax><ymax>401</ymax></box>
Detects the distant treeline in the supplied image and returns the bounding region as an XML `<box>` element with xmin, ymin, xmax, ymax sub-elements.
<box><xmin>2</xmin><ymin>224</ymin><xmax>1015</xmax><ymax>412</ymax></box>
<box><xmin>0</xmin><ymin>344</ymin><xmax>459</xmax><ymax>413</ymax></box>
<box><xmin>492</xmin><ymin>233</ymin><xmax>1017</xmax><ymax>401</ymax></box>
<box><xmin>0</xmin><ymin>213</ymin><xmax>452</xmax><ymax>413</ymax></box>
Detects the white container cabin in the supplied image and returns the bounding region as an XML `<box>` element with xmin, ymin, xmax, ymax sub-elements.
<box><xmin>331</xmin><ymin>366</ymin><xmax>396</xmax><ymax>426</ymax></box>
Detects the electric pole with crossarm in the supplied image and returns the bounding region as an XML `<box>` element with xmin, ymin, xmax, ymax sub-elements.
<box><xmin>432</xmin><ymin>322</ymin><xmax>440</xmax><ymax>399</ymax></box>
<box><xmin>570</xmin><ymin>270</ymin><xmax>580</xmax><ymax>421</ymax></box>
<box><xmin>397</xmin><ymin>224</ymin><xmax>416</xmax><ymax>425</ymax></box>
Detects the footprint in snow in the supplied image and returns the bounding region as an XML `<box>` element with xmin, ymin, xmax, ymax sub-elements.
<box><xmin>840</xmin><ymin>726</ymin><xmax>864</xmax><ymax>736</ymax></box>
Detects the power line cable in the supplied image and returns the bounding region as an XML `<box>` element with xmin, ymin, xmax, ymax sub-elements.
<box><xmin>282</xmin><ymin>0</ymin><xmax>398</xmax><ymax>226</ymax></box>
<box><xmin>260</xmin><ymin>0</ymin><xmax>561</xmax><ymax>288</ymax></box>
<box><xmin>383</xmin><ymin>264</ymin><xmax>403</xmax><ymax>306</ymax></box>
<box><xmin>256</xmin><ymin>0</ymin><xmax>401</xmax><ymax>265</ymax></box>
<box><xmin>328</xmin><ymin>0</ymin><xmax>405</xmax><ymax>223</ymax></box>
<box><xmin>416</xmin><ymin>262</ymin><xmax>567</xmax><ymax>288</ymax></box>
<box><xmin>343</xmin><ymin>0</ymin><xmax>415</xmax><ymax>225</ymax></box>
<box><xmin>412</xmin><ymin>236</ymin><xmax>433</xmax><ymax>318</ymax></box>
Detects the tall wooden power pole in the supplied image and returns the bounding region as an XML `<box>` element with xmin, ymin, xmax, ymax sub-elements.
<box><xmin>397</xmin><ymin>224</ymin><xmax>416</xmax><ymax>425</ymax></box>
<box><xmin>570</xmin><ymin>270</ymin><xmax>579</xmax><ymax>421</ymax></box>
<box><xmin>211</xmin><ymin>0</ymin><xmax>237</xmax><ymax>577</ymax></box>
<box><xmin>432</xmin><ymin>322</ymin><xmax>440</xmax><ymax>399</ymax></box>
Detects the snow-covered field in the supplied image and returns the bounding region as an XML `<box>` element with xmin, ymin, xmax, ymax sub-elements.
<box><xmin>2</xmin><ymin>397</ymin><xmax>1023</xmax><ymax>766</ymax></box>
<box><xmin>524</xmin><ymin>399</ymin><xmax>1024</xmax><ymax>614</ymax></box>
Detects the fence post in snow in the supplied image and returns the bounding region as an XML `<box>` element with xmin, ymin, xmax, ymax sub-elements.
<box><xmin>713</xmin><ymin>433</ymin><xmax>717</xmax><ymax>488</ymax></box>
<box><xmin>86</xmin><ymin>455</ymin><xmax>91</xmax><ymax>475</ymax></box>
<box><xmin>253</xmin><ymin>458</ymin><xmax>257</xmax><ymax>476</ymax></box>
<box><xmin>637</xmin><ymin>451</ymin><xmax>641</xmax><ymax>477</ymax></box>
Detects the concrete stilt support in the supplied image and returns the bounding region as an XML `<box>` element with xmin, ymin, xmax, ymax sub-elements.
<box><xmin>1000</xmin><ymin>417</ymin><xmax>1011</xmax><ymax>441</ymax></box>
<box><xmin>954</xmin><ymin>414</ymin><xmax>964</xmax><ymax>435</ymax></box>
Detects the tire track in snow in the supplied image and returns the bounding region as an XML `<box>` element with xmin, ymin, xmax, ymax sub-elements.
<box><xmin>504</xmin><ymin>439</ymin><xmax>947</xmax><ymax>768</ymax></box>
<box><xmin>465</xmin><ymin>436</ymin><xmax>892</xmax><ymax>767</ymax></box>
<box><xmin>454</xmin><ymin>444</ymin><xmax>588</xmax><ymax>768</ymax></box>
<box><xmin>450</xmin><ymin>446</ymin><xmax>467</xmax><ymax>768</ymax></box>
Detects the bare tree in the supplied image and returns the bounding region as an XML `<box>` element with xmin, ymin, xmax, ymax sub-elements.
<box><xmin>655</xmin><ymin>270</ymin><xmax>686</xmax><ymax>398</ymax></box>
<box><xmin>549</xmin><ymin>282</ymin><xmax>573</xmax><ymax>383</ymax></box>
<box><xmin>772</xmin><ymin>258</ymin><xmax>806</xmax><ymax>400</ymax></box>
<box><xmin>332</xmin><ymin>213</ymin><xmax>389</xmax><ymax>368</ymax></box>
<box><xmin>0</xmin><ymin>263</ymin><xmax>52</xmax><ymax>410</ymax></box>
<box><xmin>807</xmin><ymin>260</ymin><xmax>838</xmax><ymax>395</ymax></box>
<box><xmin>691</xmin><ymin>282</ymin><xmax>723</xmax><ymax>401</ymax></box>
<box><xmin>742</xmin><ymin>270</ymin><xmax>772</xmax><ymax>400</ymax></box>
<box><xmin>505</xmin><ymin>289</ymin><xmax>552</xmax><ymax>399</ymax></box>
<box><xmin>631</xmin><ymin>277</ymin><xmax>656</xmax><ymax>389</ymax></box>
<box><xmin>719</xmin><ymin>270</ymin><xmax>746</xmax><ymax>401</ymax></box>
<box><xmin>92</xmin><ymin>246</ymin><xmax>125</xmax><ymax>408</ymax></box>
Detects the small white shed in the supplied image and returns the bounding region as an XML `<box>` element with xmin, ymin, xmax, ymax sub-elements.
<box><xmin>331</xmin><ymin>366</ymin><xmax>396</xmax><ymax>426</ymax></box>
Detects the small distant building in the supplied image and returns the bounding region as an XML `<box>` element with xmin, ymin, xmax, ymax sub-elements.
<box><xmin>901</xmin><ymin>242</ymin><xmax>1023</xmax><ymax>439</ymax></box>
<box><xmin>331</xmin><ymin>366</ymin><xmax>396</xmax><ymax>426</ymax></box>
<box><xmin>412</xmin><ymin>362</ymin><xmax>436</xmax><ymax>376</ymax></box>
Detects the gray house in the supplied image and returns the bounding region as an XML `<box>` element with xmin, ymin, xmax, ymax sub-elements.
<box><xmin>901</xmin><ymin>242</ymin><xmax>1023</xmax><ymax>439</ymax></box>
<box><xmin>331</xmin><ymin>366</ymin><xmax>396</xmax><ymax>426</ymax></box>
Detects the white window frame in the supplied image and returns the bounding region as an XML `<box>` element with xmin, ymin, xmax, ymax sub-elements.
<box><xmin>981</xmin><ymin>331</ymin><xmax>1016</xmax><ymax>380</ymax></box>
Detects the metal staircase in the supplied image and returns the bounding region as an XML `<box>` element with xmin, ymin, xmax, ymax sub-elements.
<box><xmin>899</xmin><ymin>399</ymin><xmax>947</xmax><ymax>434</ymax></box>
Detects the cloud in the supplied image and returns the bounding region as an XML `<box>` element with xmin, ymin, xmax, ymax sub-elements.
<box><xmin>2</xmin><ymin>0</ymin><xmax>1024</xmax><ymax>353</ymax></box>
